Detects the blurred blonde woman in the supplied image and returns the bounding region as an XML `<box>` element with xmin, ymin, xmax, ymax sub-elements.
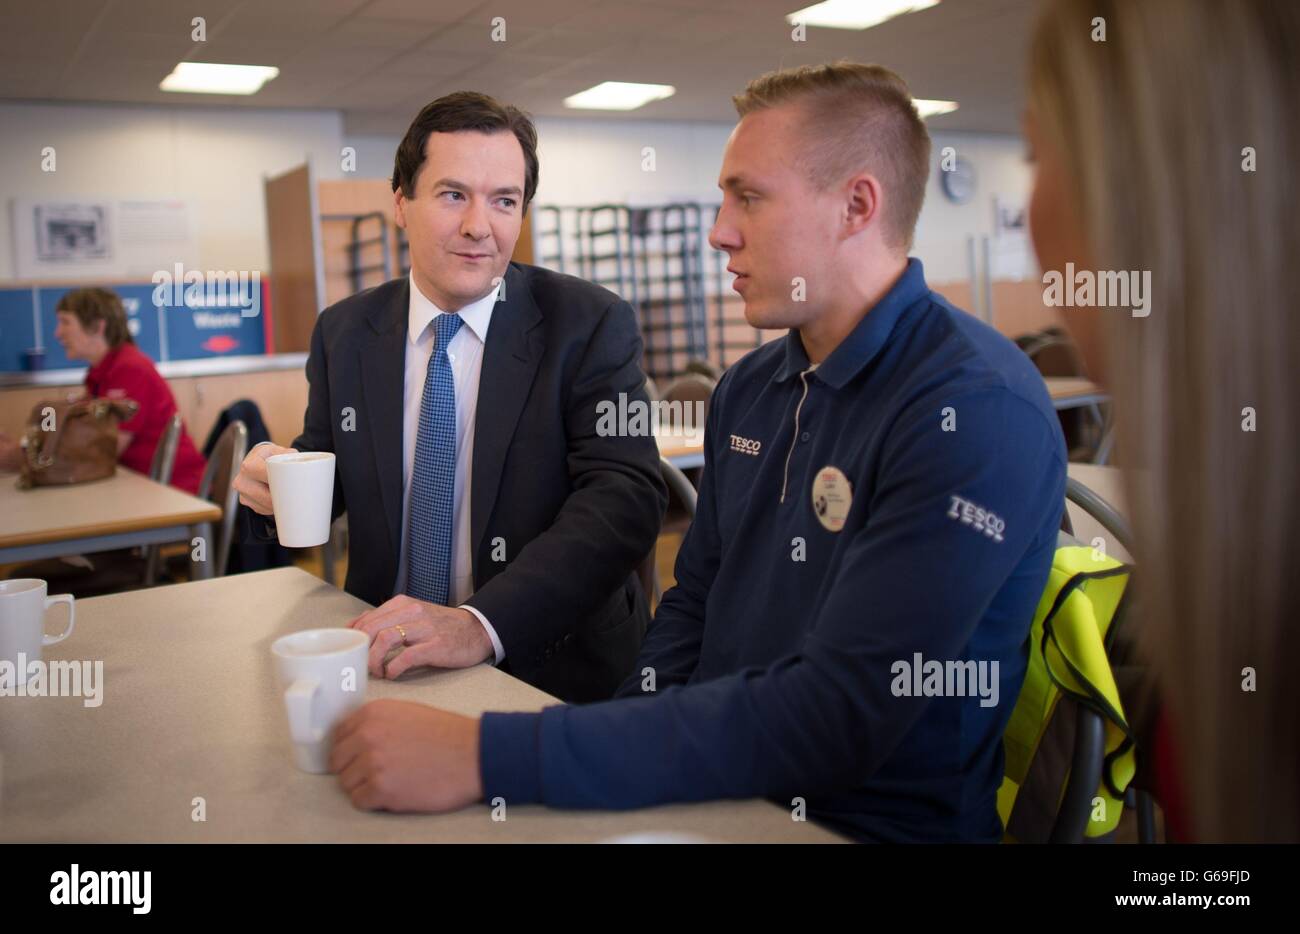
<box><xmin>1024</xmin><ymin>0</ymin><xmax>1299</xmax><ymax>841</ymax></box>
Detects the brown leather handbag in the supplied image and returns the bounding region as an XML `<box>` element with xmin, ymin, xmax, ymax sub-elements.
<box><xmin>17</xmin><ymin>397</ymin><xmax>139</xmax><ymax>489</ymax></box>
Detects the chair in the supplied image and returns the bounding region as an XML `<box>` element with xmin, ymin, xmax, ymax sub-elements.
<box><xmin>149</xmin><ymin>412</ymin><xmax>184</xmax><ymax>486</ymax></box>
<box><xmin>1064</xmin><ymin>476</ymin><xmax>1160</xmax><ymax>843</ymax></box>
<box><xmin>1001</xmin><ymin>482</ymin><xmax>1137</xmax><ymax>843</ymax></box>
<box><xmin>637</xmin><ymin>457</ymin><xmax>699</xmax><ymax>608</ymax></box>
<box><xmin>660</xmin><ymin>373</ymin><xmax>715</xmax><ymax>432</ymax></box>
<box><xmin>1064</xmin><ymin>475</ymin><xmax>1134</xmax><ymax>553</ymax></box>
<box><xmin>681</xmin><ymin>359</ymin><xmax>720</xmax><ymax>382</ymax></box>
<box><xmin>142</xmin><ymin>413</ymin><xmax>183</xmax><ymax>584</ymax></box>
<box><xmin>320</xmin><ymin>515</ymin><xmax>349</xmax><ymax>587</ymax></box>
<box><xmin>1017</xmin><ymin>330</ymin><xmax>1107</xmax><ymax>461</ymax></box>
<box><xmin>194</xmin><ymin>419</ymin><xmax>248</xmax><ymax>579</ymax></box>
<box><xmin>1019</xmin><ymin>331</ymin><xmax>1086</xmax><ymax>378</ymax></box>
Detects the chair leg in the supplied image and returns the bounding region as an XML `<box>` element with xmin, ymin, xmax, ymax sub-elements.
<box><xmin>321</xmin><ymin>528</ymin><xmax>336</xmax><ymax>587</ymax></box>
<box><xmin>1051</xmin><ymin>708</ymin><xmax>1106</xmax><ymax>843</ymax></box>
<box><xmin>1136</xmin><ymin>789</ymin><xmax>1158</xmax><ymax>844</ymax></box>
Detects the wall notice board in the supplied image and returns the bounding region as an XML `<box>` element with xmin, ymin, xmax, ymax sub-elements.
<box><xmin>0</xmin><ymin>279</ymin><xmax>272</xmax><ymax>372</ymax></box>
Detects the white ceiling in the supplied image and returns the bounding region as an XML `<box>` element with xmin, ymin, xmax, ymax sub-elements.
<box><xmin>0</xmin><ymin>0</ymin><xmax>1040</xmax><ymax>135</ymax></box>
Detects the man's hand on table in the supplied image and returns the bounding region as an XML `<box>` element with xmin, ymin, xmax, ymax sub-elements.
<box><xmin>329</xmin><ymin>699</ymin><xmax>483</xmax><ymax>812</ymax></box>
<box><xmin>348</xmin><ymin>596</ymin><xmax>493</xmax><ymax>678</ymax></box>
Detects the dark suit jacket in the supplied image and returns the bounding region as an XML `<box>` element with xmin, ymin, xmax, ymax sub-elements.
<box><xmin>246</xmin><ymin>263</ymin><xmax>667</xmax><ymax>702</ymax></box>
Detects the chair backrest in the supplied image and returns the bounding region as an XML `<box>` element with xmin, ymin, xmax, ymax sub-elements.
<box><xmin>1020</xmin><ymin>332</ymin><xmax>1086</xmax><ymax>379</ymax></box>
<box><xmin>660</xmin><ymin>373</ymin><xmax>715</xmax><ymax>431</ymax></box>
<box><xmin>636</xmin><ymin>457</ymin><xmax>700</xmax><ymax>607</ymax></box>
<box><xmin>681</xmin><ymin>359</ymin><xmax>720</xmax><ymax>382</ymax></box>
<box><xmin>1065</xmin><ymin>476</ymin><xmax>1134</xmax><ymax>553</ymax></box>
<box><xmin>198</xmin><ymin>419</ymin><xmax>248</xmax><ymax>578</ymax></box>
<box><xmin>659</xmin><ymin>455</ymin><xmax>698</xmax><ymax>516</ymax></box>
<box><xmin>148</xmin><ymin>412</ymin><xmax>183</xmax><ymax>485</ymax></box>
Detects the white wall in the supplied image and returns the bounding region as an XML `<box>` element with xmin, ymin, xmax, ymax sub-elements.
<box><xmin>350</xmin><ymin>120</ymin><xmax>1031</xmax><ymax>286</ymax></box>
<box><xmin>918</xmin><ymin>131</ymin><xmax>1035</xmax><ymax>284</ymax></box>
<box><xmin>0</xmin><ymin>102</ymin><xmax>1029</xmax><ymax>286</ymax></box>
<box><xmin>0</xmin><ymin>101</ymin><xmax>346</xmax><ymax>279</ymax></box>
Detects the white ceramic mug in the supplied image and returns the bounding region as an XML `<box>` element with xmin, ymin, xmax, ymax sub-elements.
<box><xmin>266</xmin><ymin>451</ymin><xmax>336</xmax><ymax>547</ymax></box>
<box><xmin>0</xmin><ymin>579</ymin><xmax>74</xmax><ymax>686</ymax></box>
<box><xmin>270</xmin><ymin>628</ymin><xmax>368</xmax><ymax>773</ymax></box>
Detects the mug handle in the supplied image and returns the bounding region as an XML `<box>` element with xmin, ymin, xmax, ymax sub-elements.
<box><xmin>284</xmin><ymin>678</ymin><xmax>323</xmax><ymax>746</ymax></box>
<box><xmin>43</xmin><ymin>593</ymin><xmax>75</xmax><ymax>646</ymax></box>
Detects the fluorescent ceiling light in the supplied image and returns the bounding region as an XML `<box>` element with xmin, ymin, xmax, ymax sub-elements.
<box><xmin>160</xmin><ymin>62</ymin><xmax>280</xmax><ymax>95</ymax></box>
<box><xmin>563</xmin><ymin>81</ymin><xmax>675</xmax><ymax>111</ymax></box>
<box><xmin>786</xmin><ymin>0</ymin><xmax>940</xmax><ymax>31</ymax></box>
<box><xmin>914</xmin><ymin>99</ymin><xmax>959</xmax><ymax>118</ymax></box>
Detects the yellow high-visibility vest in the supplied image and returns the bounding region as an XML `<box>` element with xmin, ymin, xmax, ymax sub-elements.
<box><xmin>999</xmin><ymin>545</ymin><xmax>1136</xmax><ymax>840</ymax></box>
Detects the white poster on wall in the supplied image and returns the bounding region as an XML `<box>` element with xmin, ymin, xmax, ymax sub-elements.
<box><xmin>10</xmin><ymin>197</ymin><xmax>199</xmax><ymax>280</ymax></box>
<box><xmin>990</xmin><ymin>194</ymin><xmax>1033</xmax><ymax>280</ymax></box>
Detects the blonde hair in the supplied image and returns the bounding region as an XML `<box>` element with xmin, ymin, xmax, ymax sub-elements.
<box><xmin>733</xmin><ymin>61</ymin><xmax>931</xmax><ymax>251</ymax></box>
<box><xmin>1030</xmin><ymin>0</ymin><xmax>1300</xmax><ymax>841</ymax></box>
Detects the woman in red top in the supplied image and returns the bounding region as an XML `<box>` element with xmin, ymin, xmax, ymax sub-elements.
<box><xmin>0</xmin><ymin>288</ymin><xmax>206</xmax><ymax>494</ymax></box>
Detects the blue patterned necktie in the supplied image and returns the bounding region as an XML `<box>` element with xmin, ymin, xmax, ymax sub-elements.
<box><xmin>405</xmin><ymin>312</ymin><xmax>464</xmax><ymax>604</ymax></box>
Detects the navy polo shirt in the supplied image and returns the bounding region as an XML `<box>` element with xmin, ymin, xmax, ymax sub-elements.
<box><xmin>480</xmin><ymin>259</ymin><xmax>1067</xmax><ymax>842</ymax></box>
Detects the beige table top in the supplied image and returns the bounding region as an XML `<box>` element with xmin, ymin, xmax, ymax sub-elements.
<box><xmin>0</xmin><ymin>567</ymin><xmax>844</xmax><ymax>843</ymax></box>
<box><xmin>0</xmin><ymin>467</ymin><xmax>220</xmax><ymax>549</ymax></box>
<box><xmin>1044</xmin><ymin>376</ymin><xmax>1107</xmax><ymax>402</ymax></box>
<box><xmin>655</xmin><ymin>428</ymin><xmax>706</xmax><ymax>462</ymax></box>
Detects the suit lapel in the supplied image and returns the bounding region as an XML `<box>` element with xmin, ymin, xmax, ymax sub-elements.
<box><xmin>360</xmin><ymin>279</ymin><xmax>409</xmax><ymax>565</ymax></box>
<box><xmin>472</xmin><ymin>264</ymin><xmax>544</xmax><ymax>565</ymax></box>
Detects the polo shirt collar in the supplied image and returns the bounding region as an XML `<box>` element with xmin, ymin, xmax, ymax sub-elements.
<box><xmin>407</xmin><ymin>272</ymin><xmax>497</xmax><ymax>346</ymax></box>
<box><xmin>774</xmin><ymin>257</ymin><xmax>929</xmax><ymax>388</ymax></box>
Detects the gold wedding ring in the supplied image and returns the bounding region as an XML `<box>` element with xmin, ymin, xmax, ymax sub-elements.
<box><xmin>394</xmin><ymin>624</ymin><xmax>407</xmax><ymax>644</ymax></box>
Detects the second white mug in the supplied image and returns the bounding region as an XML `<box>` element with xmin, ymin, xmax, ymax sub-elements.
<box><xmin>270</xmin><ymin>627</ymin><xmax>369</xmax><ymax>774</ymax></box>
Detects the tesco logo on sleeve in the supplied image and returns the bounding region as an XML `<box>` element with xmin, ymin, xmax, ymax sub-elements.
<box><xmin>947</xmin><ymin>495</ymin><xmax>1006</xmax><ymax>543</ymax></box>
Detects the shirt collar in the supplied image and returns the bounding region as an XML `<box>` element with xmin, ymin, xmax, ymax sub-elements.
<box><xmin>774</xmin><ymin>257</ymin><xmax>930</xmax><ymax>388</ymax></box>
<box><xmin>407</xmin><ymin>272</ymin><xmax>498</xmax><ymax>346</ymax></box>
<box><xmin>86</xmin><ymin>342</ymin><xmax>127</xmax><ymax>383</ymax></box>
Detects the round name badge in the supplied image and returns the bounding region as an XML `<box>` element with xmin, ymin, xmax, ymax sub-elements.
<box><xmin>811</xmin><ymin>465</ymin><xmax>852</xmax><ymax>532</ymax></box>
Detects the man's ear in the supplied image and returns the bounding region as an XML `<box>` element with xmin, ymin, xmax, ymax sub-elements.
<box><xmin>844</xmin><ymin>171</ymin><xmax>883</xmax><ymax>239</ymax></box>
<box><xmin>393</xmin><ymin>187</ymin><xmax>407</xmax><ymax>229</ymax></box>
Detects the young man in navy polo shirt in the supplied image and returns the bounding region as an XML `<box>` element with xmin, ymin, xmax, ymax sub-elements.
<box><xmin>327</xmin><ymin>62</ymin><xmax>1067</xmax><ymax>842</ymax></box>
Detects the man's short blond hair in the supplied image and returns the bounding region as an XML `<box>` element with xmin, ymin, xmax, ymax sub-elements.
<box><xmin>733</xmin><ymin>61</ymin><xmax>931</xmax><ymax>251</ymax></box>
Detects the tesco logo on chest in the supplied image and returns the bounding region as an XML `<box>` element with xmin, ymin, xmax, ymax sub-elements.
<box><xmin>729</xmin><ymin>434</ymin><xmax>762</xmax><ymax>456</ymax></box>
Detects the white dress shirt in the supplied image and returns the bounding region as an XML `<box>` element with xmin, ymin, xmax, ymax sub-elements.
<box><xmin>390</xmin><ymin>273</ymin><xmax>506</xmax><ymax>663</ymax></box>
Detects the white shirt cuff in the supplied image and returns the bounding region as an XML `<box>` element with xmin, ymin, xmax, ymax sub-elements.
<box><xmin>460</xmin><ymin>603</ymin><xmax>504</xmax><ymax>665</ymax></box>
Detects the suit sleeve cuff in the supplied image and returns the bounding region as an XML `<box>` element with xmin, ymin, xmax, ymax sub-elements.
<box><xmin>460</xmin><ymin>603</ymin><xmax>504</xmax><ymax>665</ymax></box>
<box><xmin>480</xmin><ymin>711</ymin><xmax>544</xmax><ymax>805</ymax></box>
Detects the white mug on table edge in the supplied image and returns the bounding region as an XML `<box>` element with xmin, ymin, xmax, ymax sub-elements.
<box><xmin>0</xmin><ymin>579</ymin><xmax>75</xmax><ymax>686</ymax></box>
<box><xmin>271</xmin><ymin>627</ymin><xmax>368</xmax><ymax>774</ymax></box>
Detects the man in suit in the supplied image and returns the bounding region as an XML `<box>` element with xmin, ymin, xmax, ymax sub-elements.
<box><xmin>234</xmin><ymin>92</ymin><xmax>666</xmax><ymax>703</ymax></box>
